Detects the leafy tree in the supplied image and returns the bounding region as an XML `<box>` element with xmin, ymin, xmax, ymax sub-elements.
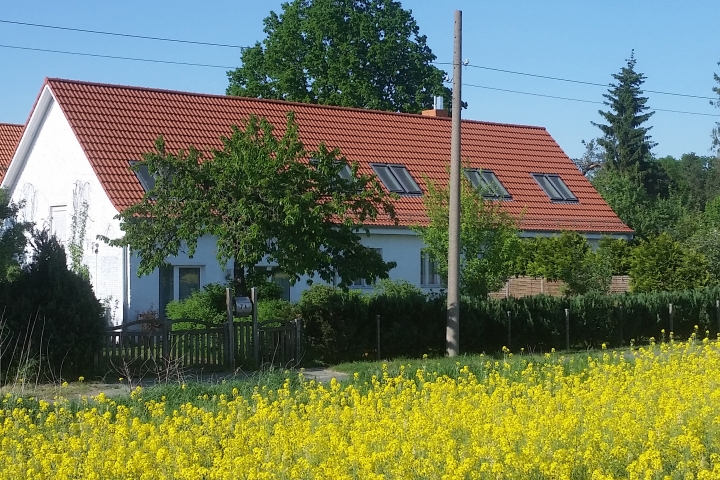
<box><xmin>629</xmin><ymin>233</ymin><xmax>710</xmax><ymax>293</ymax></box>
<box><xmin>0</xmin><ymin>188</ymin><xmax>31</xmax><ymax>282</ymax></box>
<box><xmin>106</xmin><ymin>113</ymin><xmax>397</xmax><ymax>295</ymax></box>
<box><xmin>687</xmin><ymin>229</ymin><xmax>720</xmax><ymax>284</ymax></box>
<box><xmin>593</xmin><ymin>52</ymin><xmax>667</xmax><ymax>196</ymax></box>
<box><xmin>413</xmin><ymin>175</ymin><xmax>520</xmax><ymax>298</ymax></box>
<box><xmin>526</xmin><ymin>231</ymin><xmax>611</xmax><ymax>295</ymax></box>
<box><xmin>597</xmin><ymin>236</ymin><xmax>632</xmax><ymax>276</ymax></box>
<box><xmin>227</xmin><ymin>0</ymin><xmax>450</xmax><ymax>113</ymax></box>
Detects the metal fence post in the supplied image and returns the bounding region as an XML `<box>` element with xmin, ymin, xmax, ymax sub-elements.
<box><xmin>376</xmin><ymin>315</ymin><xmax>381</xmax><ymax>360</ymax></box>
<box><xmin>565</xmin><ymin>308</ymin><xmax>570</xmax><ymax>351</ymax></box>
<box><xmin>716</xmin><ymin>300</ymin><xmax>719</xmax><ymax>334</ymax></box>
<box><xmin>669</xmin><ymin>303</ymin><xmax>674</xmax><ymax>335</ymax></box>
<box><xmin>252</xmin><ymin>287</ymin><xmax>260</xmax><ymax>366</ymax></box>
<box><xmin>618</xmin><ymin>305</ymin><xmax>624</xmax><ymax>347</ymax></box>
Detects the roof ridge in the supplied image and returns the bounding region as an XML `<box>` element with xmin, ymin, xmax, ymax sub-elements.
<box><xmin>46</xmin><ymin>77</ymin><xmax>547</xmax><ymax>131</ymax></box>
<box><xmin>0</xmin><ymin>122</ymin><xmax>24</xmax><ymax>127</ymax></box>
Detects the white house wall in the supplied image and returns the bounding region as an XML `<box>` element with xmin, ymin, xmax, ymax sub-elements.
<box><xmin>4</xmin><ymin>92</ymin><xmax>126</xmax><ymax>324</ymax></box>
<box><xmin>129</xmin><ymin>235</ymin><xmax>229</xmax><ymax>319</ymax></box>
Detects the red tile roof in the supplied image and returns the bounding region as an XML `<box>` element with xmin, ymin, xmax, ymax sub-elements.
<box><xmin>0</xmin><ymin>123</ymin><xmax>23</xmax><ymax>183</ymax></box>
<box><xmin>43</xmin><ymin>78</ymin><xmax>631</xmax><ymax>234</ymax></box>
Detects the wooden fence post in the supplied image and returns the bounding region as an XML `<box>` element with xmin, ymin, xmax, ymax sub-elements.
<box><xmin>565</xmin><ymin>308</ymin><xmax>570</xmax><ymax>351</ymax></box>
<box><xmin>226</xmin><ymin>288</ymin><xmax>235</xmax><ymax>370</ymax></box>
<box><xmin>252</xmin><ymin>287</ymin><xmax>260</xmax><ymax>366</ymax></box>
<box><xmin>669</xmin><ymin>303</ymin><xmax>674</xmax><ymax>335</ymax></box>
<box><xmin>506</xmin><ymin>311</ymin><xmax>511</xmax><ymax>350</ymax></box>
<box><xmin>716</xmin><ymin>300</ymin><xmax>719</xmax><ymax>334</ymax></box>
<box><xmin>618</xmin><ymin>305</ymin><xmax>624</xmax><ymax>346</ymax></box>
<box><xmin>162</xmin><ymin>320</ymin><xmax>170</xmax><ymax>360</ymax></box>
<box><xmin>376</xmin><ymin>315</ymin><xmax>381</xmax><ymax>361</ymax></box>
<box><xmin>295</xmin><ymin>318</ymin><xmax>303</xmax><ymax>362</ymax></box>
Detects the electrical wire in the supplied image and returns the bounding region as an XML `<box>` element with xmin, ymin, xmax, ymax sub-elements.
<box><xmin>464</xmin><ymin>83</ymin><xmax>720</xmax><ymax>117</ymax></box>
<box><xmin>435</xmin><ymin>62</ymin><xmax>716</xmax><ymax>101</ymax></box>
<box><xmin>0</xmin><ymin>44</ymin><xmax>235</xmax><ymax>69</ymax></box>
<box><xmin>0</xmin><ymin>19</ymin><xmax>249</xmax><ymax>49</ymax></box>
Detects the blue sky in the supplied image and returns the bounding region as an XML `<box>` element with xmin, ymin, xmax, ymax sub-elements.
<box><xmin>0</xmin><ymin>0</ymin><xmax>718</xmax><ymax>161</ymax></box>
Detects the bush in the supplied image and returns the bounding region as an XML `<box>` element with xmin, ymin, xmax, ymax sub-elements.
<box><xmin>166</xmin><ymin>283</ymin><xmax>227</xmax><ymax>329</ymax></box>
<box><xmin>257</xmin><ymin>299</ymin><xmax>300</xmax><ymax>323</ymax></box>
<box><xmin>298</xmin><ymin>285</ymin><xmax>369</xmax><ymax>364</ymax></box>
<box><xmin>0</xmin><ymin>230</ymin><xmax>105</xmax><ymax>379</ymax></box>
<box><xmin>630</xmin><ymin>233</ymin><xmax>710</xmax><ymax>292</ymax></box>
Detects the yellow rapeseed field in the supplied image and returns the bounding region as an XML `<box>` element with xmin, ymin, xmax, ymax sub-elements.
<box><xmin>2</xmin><ymin>336</ymin><xmax>720</xmax><ymax>479</ymax></box>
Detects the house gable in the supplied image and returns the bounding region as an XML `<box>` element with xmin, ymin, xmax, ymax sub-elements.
<box><xmin>1</xmin><ymin>84</ymin><xmax>127</xmax><ymax>322</ymax></box>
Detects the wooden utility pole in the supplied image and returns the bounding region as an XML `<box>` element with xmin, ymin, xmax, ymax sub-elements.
<box><xmin>447</xmin><ymin>10</ymin><xmax>462</xmax><ymax>357</ymax></box>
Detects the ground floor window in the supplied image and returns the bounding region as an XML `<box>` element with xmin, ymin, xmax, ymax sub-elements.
<box><xmin>420</xmin><ymin>250</ymin><xmax>442</xmax><ymax>287</ymax></box>
<box><xmin>253</xmin><ymin>266</ymin><xmax>291</xmax><ymax>301</ymax></box>
<box><xmin>159</xmin><ymin>265</ymin><xmax>203</xmax><ymax>319</ymax></box>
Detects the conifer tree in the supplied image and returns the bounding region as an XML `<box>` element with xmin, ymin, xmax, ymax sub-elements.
<box><xmin>593</xmin><ymin>52</ymin><xmax>666</xmax><ymax>196</ymax></box>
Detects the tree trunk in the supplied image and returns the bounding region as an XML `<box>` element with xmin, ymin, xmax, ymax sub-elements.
<box><xmin>234</xmin><ymin>261</ymin><xmax>248</xmax><ymax>297</ymax></box>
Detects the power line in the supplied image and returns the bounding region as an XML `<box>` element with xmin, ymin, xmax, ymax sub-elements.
<box><xmin>464</xmin><ymin>83</ymin><xmax>720</xmax><ymax>117</ymax></box>
<box><xmin>0</xmin><ymin>19</ymin><xmax>249</xmax><ymax>49</ymax></box>
<box><xmin>0</xmin><ymin>44</ymin><xmax>235</xmax><ymax>69</ymax></box>
<box><xmin>435</xmin><ymin>61</ymin><xmax>715</xmax><ymax>100</ymax></box>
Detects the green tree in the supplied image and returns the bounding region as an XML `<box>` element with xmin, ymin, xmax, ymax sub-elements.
<box><xmin>227</xmin><ymin>0</ymin><xmax>450</xmax><ymax>113</ymax></box>
<box><xmin>593</xmin><ymin>52</ymin><xmax>667</xmax><ymax>196</ymax></box>
<box><xmin>106</xmin><ymin>113</ymin><xmax>397</xmax><ymax>295</ymax></box>
<box><xmin>629</xmin><ymin>233</ymin><xmax>710</xmax><ymax>293</ymax></box>
<box><xmin>0</xmin><ymin>188</ymin><xmax>31</xmax><ymax>282</ymax></box>
<box><xmin>526</xmin><ymin>231</ymin><xmax>611</xmax><ymax>295</ymax></box>
<box><xmin>413</xmin><ymin>175</ymin><xmax>520</xmax><ymax>298</ymax></box>
<box><xmin>597</xmin><ymin>236</ymin><xmax>632</xmax><ymax>276</ymax></box>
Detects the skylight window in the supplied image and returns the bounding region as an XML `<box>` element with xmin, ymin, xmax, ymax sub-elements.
<box><xmin>532</xmin><ymin>174</ymin><xmax>578</xmax><ymax>202</ymax></box>
<box><xmin>129</xmin><ymin>161</ymin><xmax>155</xmax><ymax>192</ymax></box>
<box><xmin>371</xmin><ymin>164</ymin><xmax>422</xmax><ymax>195</ymax></box>
<box><xmin>464</xmin><ymin>169</ymin><xmax>511</xmax><ymax>200</ymax></box>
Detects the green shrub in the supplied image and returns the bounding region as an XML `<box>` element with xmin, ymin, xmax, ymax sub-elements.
<box><xmin>257</xmin><ymin>299</ymin><xmax>300</xmax><ymax>322</ymax></box>
<box><xmin>298</xmin><ymin>285</ymin><xmax>369</xmax><ymax>364</ymax></box>
<box><xmin>166</xmin><ymin>283</ymin><xmax>227</xmax><ymax>329</ymax></box>
<box><xmin>0</xmin><ymin>230</ymin><xmax>104</xmax><ymax>379</ymax></box>
<box><xmin>630</xmin><ymin>233</ymin><xmax>710</xmax><ymax>292</ymax></box>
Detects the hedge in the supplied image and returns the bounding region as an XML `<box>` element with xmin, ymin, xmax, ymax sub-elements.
<box><xmin>288</xmin><ymin>284</ymin><xmax>720</xmax><ymax>364</ymax></box>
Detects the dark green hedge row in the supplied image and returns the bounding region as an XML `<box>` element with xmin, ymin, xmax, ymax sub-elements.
<box><xmin>295</xmin><ymin>285</ymin><xmax>720</xmax><ymax>364</ymax></box>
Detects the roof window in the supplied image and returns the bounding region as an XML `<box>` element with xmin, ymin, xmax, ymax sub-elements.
<box><xmin>310</xmin><ymin>159</ymin><xmax>353</xmax><ymax>180</ymax></box>
<box><xmin>532</xmin><ymin>174</ymin><xmax>578</xmax><ymax>202</ymax></box>
<box><xmin>464</xmin><ymin>169</ymin><xmax>511</xmax><ymax>200</ymax></box>
<box><xmin>129</xmin><ymin>161</ymin><xmax>155</xmax><ymax>192</ymax></box>
<box><xmin>370</xmin><ymin>164</ymin><xmax>422</xmax><ymax>195</ymax></box>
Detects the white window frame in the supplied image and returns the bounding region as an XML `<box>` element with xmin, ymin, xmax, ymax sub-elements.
<box><xmin>49</xmin><ymin>205</ymin><xmax>68</xmax><ymax>243</ymax></box>
<box><xmin>420</xmin><ymin>250</ymin><xmax>442</xmax><ymax>287</ymax></box>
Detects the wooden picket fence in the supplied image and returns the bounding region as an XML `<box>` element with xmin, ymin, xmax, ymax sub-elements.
<box><xmin>95</xmin><ymin>317</ymin><xmax>302</xmax><ymax>374</ymax></box>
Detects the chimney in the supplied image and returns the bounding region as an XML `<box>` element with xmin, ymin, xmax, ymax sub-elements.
<box><xmin>422</xmin><ymin>96</ymin><xmax>449</xmax><ymax>117</ymax></box>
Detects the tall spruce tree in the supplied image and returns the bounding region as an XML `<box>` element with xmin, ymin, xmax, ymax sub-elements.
<box><xmin>593</xmin><ymin>52</ymin><xmax>666</xmax><ymax>196</ymax></box>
